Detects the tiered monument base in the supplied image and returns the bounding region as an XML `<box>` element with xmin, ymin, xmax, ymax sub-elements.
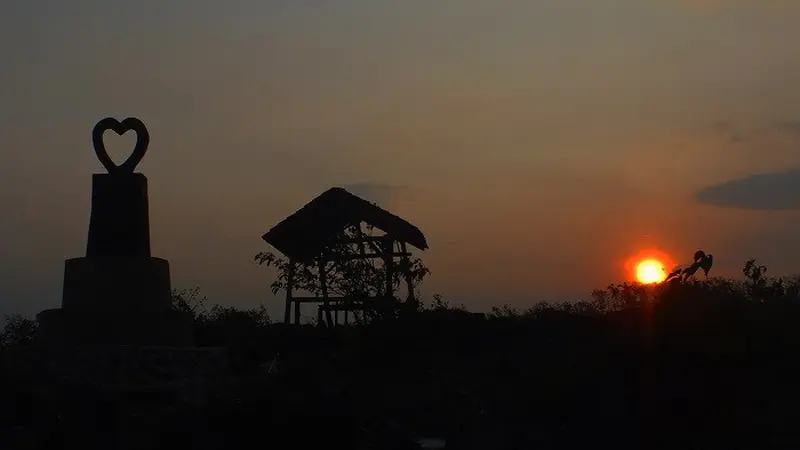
<box><xmin>35</xmin><ymin>255</ymin><xmax>224</xmax><ymax>385</ymax></box>
<box><xmin>34</xmin><ymin>256</ymin><xmax>229</xmax><ymax>448</ymax></box>
<box><xmin>35</xmin><ymin>258</ymin><xmax>230</xmax><ymax>448</ymax></box>
<box><xmin>35</xmin><ymin>253</ymin><xmax>231</xmax><ymax>389</ymax></box>
<box><xmin>37</xmin><ymin>256</ymin><xmax>193</xmax><ymax>346</ymax></box>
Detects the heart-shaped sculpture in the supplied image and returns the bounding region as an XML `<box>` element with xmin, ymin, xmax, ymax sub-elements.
<box><xmin>92</xmin><ymin>117</ymin><xmax>150</xmax><ymax>174</ymax></box>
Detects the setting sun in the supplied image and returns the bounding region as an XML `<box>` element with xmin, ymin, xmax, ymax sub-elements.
<box><xmin>636</xmin><ymin>259</ymin><xmax>667</xmax><ymax>284</ymax></box>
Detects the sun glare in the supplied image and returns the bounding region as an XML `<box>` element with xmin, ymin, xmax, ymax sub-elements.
<box><xmin>636</xmin><ymin>259</ymin><xmax>666</xmax><ymax>284</ymax></box>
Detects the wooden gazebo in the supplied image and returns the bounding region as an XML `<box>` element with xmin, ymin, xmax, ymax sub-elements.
<box><xmin>261</xmin><ymin>187</ymin><xmax>429</xmax><ymax>326</ymax></box>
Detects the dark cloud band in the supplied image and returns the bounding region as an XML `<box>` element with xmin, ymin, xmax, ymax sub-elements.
<box><xmin>695</xmin><ymin>169</ymin><xmax>800</xmax><ymax>210</ymax></box>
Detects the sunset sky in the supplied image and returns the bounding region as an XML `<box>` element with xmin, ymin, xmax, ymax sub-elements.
<box><xmin>3</xmin><ymin>0</ymin><xmax>800</xmax><ymax>318</ymax></box>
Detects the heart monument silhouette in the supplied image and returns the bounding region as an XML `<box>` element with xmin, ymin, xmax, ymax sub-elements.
<box><xmin>92</xmin><ymin>117</ymin><xmax>150</xmax><ymax>174</ymax></box>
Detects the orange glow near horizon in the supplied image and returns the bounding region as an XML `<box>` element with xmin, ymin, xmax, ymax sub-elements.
<box><xmin>624</xmin><ymin>248</ymin><xmax>675</xmax><ymax>285</ymax></box>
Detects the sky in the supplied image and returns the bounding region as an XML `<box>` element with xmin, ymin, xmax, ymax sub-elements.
<box><xmin>2</xmin><ymin>0</ymin><xmax>800</xmax><ymax>318</ymax></box>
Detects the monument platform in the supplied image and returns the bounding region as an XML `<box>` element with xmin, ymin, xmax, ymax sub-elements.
<box><xmin>37</xmin><ymin>255</ymin><xmax>194</xmax><ymax>346</ymax></box>
<box><xmin>62</xmin><ymin>256</ymin><xmax>172</xmax><ymax>313</ymax></box>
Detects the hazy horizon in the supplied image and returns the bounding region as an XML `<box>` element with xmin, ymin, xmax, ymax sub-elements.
<box><xmin>3</xmin><ymin>0</ymin><xmax>800</xmax><ymax>318</ymax></box>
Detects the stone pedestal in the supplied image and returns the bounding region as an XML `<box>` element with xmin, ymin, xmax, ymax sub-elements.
<box><xmin>87</xmin><ymin>172</ymin><xmax>150</xmax><ymax>257</ymax></box>
<box><xmin>63</xmin><ymin>256</ymin><xmax>171</xmax><ymax>313</ymax></box>
<box><xmin>36</xmin><ymin>256</ymin><xmax>194</xmax><ymax>346</ymax></box>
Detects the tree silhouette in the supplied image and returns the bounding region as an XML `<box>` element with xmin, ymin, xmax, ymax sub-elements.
<box><xmin>255</xmin><ymin>223</ymin><xmax>430</xmax><ymax>323</ymax></box>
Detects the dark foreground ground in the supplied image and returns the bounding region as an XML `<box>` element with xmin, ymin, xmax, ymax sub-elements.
<box><xmin>3</xmin><ymin>279</ymin><xmax>800</xmax><ymax>449</ymax></box>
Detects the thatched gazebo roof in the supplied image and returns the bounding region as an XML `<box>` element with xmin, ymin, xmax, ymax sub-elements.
<box><xmin>261</xmin><ymin>187</ymin><xmax>428</xmax><ymax>262</ymax></box>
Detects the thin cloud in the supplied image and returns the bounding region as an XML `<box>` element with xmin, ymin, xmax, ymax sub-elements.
<box><xmin>710</xmin><ymin>120</ymin><xmax>751</xmax><ymax>145</ymax></box>
<box><xmin>775</xmin><ymin>120</ymin><xmax>800</xmax><ymax>136</ymax></box>
<box><xmin>340</xmin><ymin>182</ymin><xmax>409</xmax><ymax>209</ymax></box>
<box><xmin>695</xmin><ymin>169</ymin><xmax>800</xmax><ymax>210</ymax></box>
<box><xmin>673</xmin><ymin>0</ymin><xmax>800</xmax><ymax>10</ymax></box>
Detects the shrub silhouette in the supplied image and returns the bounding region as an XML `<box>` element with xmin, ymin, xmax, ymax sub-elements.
<box><xmin>0</xmin><ymin>315</ymin><xmax>37</xmax><ymax>348</ymax></box>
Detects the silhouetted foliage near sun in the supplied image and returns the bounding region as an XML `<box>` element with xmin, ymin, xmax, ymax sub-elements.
<box><xmin>665</xmin><ymin>249</ymin><xmax>714</xmax><ymax>282</ymax></box>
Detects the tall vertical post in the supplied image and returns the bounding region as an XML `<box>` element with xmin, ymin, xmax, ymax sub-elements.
<box><xmin>342</xmin><ymin>225</ymin><xmax>349</xmax><ymax>325</ymax></box>
<box><xmin>353</xmin><ymin>223</ymin><xmax>370</xmax><ymax>324</ymax></box>
<box><xmin>400</xmin><ymin>242</ymin><xmax>418</xmax><ymax>311</ymax></box>
<box><xmin>383</xmin><ymin>237</ymin><xmax>394</xmax><ymax>304</ymax></box>
<box><xmin>318</xmin><ymin>257</ymin><xmax>333</xmax><ymax>327</ymax></box>
<box><xmin>87</xmin><ymin>174</ymin><xmax>151</xmax><ymax>257</ymax></box>
<box><xmin>284</xmin><ymin>260</ymin><xmax>295</xmax><ymax>324</ymax></box>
